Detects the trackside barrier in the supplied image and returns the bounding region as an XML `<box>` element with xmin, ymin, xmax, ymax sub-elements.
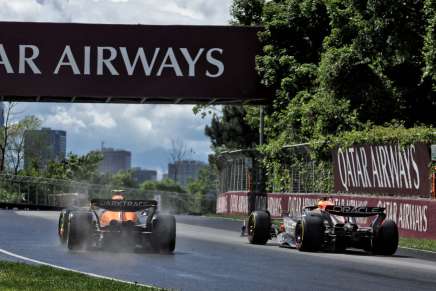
<box><xmin>217</xmin><ymin>192</ymin><xmax>436</xmax><ymax>239</ymax></box>
<box><xmin>0</xmin><ymin>203</ymin><xmax>62</xmax><ymax>211</ymax></box>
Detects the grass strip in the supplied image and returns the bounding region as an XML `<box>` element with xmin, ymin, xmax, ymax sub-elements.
<box><xmin>399</xmin><ymin>237</ymin><xmax>436</xmax><ymax>252</ymax></box>
<box><xmin>204</xmin><ymin>213</ymin><xmax>246</xmax><ymax>221</ymax></box>
<box><xmin>0</xmin><ymin>261</ymin><xmax>163</xmax><ymax>291</ymax></box>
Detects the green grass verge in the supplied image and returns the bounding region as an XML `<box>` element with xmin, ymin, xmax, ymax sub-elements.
<box><xmin>0</xmin><ymin>261</ymin><xmax>163</xmax><ymax>291</ymax></box>
<box><xmin>204</xmin><ymin>213</ymin><xmax>247</xmax><ymax>221</ymax></box>
<box><xmin>399</xmin><ymin>237</ymin><xmax>436</xmax><ymax>252</ymax></box>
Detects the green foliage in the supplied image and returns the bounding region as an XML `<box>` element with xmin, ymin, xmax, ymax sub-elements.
<box><xmin>35</xmin><ymin>151</ymin><xmax>103</xmax><ymax>182</ymax></box>
<box><xmin>140</xmin><ymin>179</ymin><xmax>186</xmax><ymax>194</ymax></box>
<box><xmin>230</xmin><ymin>0</ymin><xmax>265</xmax><ymax>25</ymax></box>
<box><xmin>215</xmin><ymin>0</ymin><xmax>436</xmax><ymax>194</ymax></box>
<box><xmin>110</xmin><ymin>170</ymin><xmax>137</xmax><ymax>188</ymax></box>
<box><xmin>187</xmin><ymin>165</ymin><xmax>217</xmax><ymax>214</ymax></box>
<box><xmin>311</xmin><ymin>123</ymin><xmax>436</xmax><ymax>161</ymax></box>
<box><xmin>256</xmin><ymin>0</ymin><xmax>435</xmax><ymax>140</ymax></box>
<box><xmin>423</xmin><ymin>0</ymin><xmax>436</xmax><ymax>83</ymax></box>
<box><xmin>205</xmin><ymin>105</ymin><xmax>259</xmax><ymax>150</ymax></box>
<box><xmin>0</xmin><ymin>188</ymin><xmax>20</xmax><ymax>203</ymax></box>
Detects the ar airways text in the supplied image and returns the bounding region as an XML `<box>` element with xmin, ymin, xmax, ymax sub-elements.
<box><xmin>0</xmin><ymin>44</ymin><xmax>225</xmax><ymax>78</ymax></box>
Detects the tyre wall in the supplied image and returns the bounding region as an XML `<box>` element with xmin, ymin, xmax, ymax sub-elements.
<box><xmin>216</xmin><ymin>192</ymin><xmax>436</xmax><ymax>239</ymax></box>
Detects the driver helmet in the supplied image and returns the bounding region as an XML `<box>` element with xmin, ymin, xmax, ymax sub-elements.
<box><xmin>317</xmin><ymin>197</ymin><xmax>334</xmax><ymax>210</ymax></box>
<box><xmin>111</xmin><ymin>189</ymin><xmax>125</xmax><ymax>200</ymax></box>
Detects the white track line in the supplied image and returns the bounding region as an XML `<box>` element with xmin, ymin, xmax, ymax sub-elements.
<box><xmin>0</xmin><ymin>248</ymin><xmax>154</xmax><ymax>288</ymax></box>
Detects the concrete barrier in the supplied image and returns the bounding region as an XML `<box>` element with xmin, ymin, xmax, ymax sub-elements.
<box><xmin>217</xmin><ymin>192</ymin><xmax>436</xmax><ymax>239</ymax></box>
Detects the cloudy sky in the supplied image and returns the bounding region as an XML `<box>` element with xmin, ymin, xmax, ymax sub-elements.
<box><xmin>0</xmin><ymin>0</ymin><xmax>233</xmax><ymax>177</ymax></box>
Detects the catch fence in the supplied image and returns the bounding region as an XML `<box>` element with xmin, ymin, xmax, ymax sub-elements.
<box><xmin>0</xmin><ymin>174</ymin><xmax>187</xmax><ymax>211</ymax></box>
<box><xmin>217</xmin><ymin>144</ymin><xmax>333</xmax><ymax>194</ymax></box>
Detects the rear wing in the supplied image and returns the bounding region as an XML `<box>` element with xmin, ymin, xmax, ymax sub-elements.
<box><xmin>91</xmin><ymin>199</ymin><xmax>157</xmax><ymax>211</ymax></box>
<box><xmin>324</xmin><ymin>205</ymin><xmax>385</xmax><ymax>217</ymax></box>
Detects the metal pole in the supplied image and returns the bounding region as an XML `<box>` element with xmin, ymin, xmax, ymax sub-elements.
<box><xmin>257</xmin><ymin>105</ymin><xmax>266</xmax><ymax>195</ymax></box>
<box><xmin>259</xmin><ymin>106</ymin><xmax>264</xmax><ymax>146</ymax></box>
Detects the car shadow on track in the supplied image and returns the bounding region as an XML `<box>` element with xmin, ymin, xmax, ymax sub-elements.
<box><xmin>259</xmin><ymin>241</ymin><xmax>410</xmax><ymax>258</ymax></box>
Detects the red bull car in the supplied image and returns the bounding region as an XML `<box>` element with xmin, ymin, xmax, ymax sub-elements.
<box><xmin>58</xmin><ymin>193</ymin><xmax>176</xmax><ymax>253</ymax></box>
<box><xmin>247</xmin><ymin>199</ymin><xmax>398</xmax><ymax>255</ymax></box>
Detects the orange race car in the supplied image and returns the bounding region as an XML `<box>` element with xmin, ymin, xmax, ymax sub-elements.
<box><xmin>58</xmin><ymin>190</ymin><xmax>176</xmax><ymax>253</ymax></box>
<box><xmin>99</xmin><ymin>191</ymin><xmax>138</xmax><ymax>227</ymax></box>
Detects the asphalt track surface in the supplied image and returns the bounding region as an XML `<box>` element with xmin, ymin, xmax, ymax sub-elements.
<box><xmin>1</xmin><ymin>210</ymin><xmax>436</xmax><ymax>291</ymax></box>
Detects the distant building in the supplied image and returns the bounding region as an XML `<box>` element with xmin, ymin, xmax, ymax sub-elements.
<box><xmin>99</xmin><ymin>147</ymin><xmax>131</xmax><ymax>174</ymax></box>
<box><xmin>132</xmin><ymin>167</ymin><xmax>157</xmax><ymax>184</ymax></box>
<box><xmin>162</xmin><ymin>173</ymin><xmax>168</xmax><ymax>180</ymax></box>
<box><xmin>168</xmin><ymin>160</ymin><xmax>206</xmax><ymax>188</ymax></box>
<box><xmin>24</xmin><ymin>128</ymin><xmax>67</xmax><ymax>169</ymax></box>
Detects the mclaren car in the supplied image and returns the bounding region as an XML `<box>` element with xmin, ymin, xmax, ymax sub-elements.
<box><xmin>247</xmin><ymin>199</ymin><xmax>399</xmax><ymax>255</ymax></box>
<box><xmin>58</xmin><ymin>192</ymin><xmax>176</xmax><ymax>253</ymax></box>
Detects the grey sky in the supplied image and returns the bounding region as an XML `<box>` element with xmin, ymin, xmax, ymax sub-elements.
<box><xmin>0</xmin><ymin>0</ymin><xmax>232</xmax><ymax>176</ymax></box>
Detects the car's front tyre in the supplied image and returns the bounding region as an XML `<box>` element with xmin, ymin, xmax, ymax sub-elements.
<box><xmin>66</xmin><ymin>211</ymin><xmax>92</xmax><ymax>251</ymax></box>
<box><xmin>247</xmin><ymin>211</ymin><xmax>271</xmax><ymax>245</ymax></box>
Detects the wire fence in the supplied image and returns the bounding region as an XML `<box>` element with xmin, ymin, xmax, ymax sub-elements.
<box><xmin>217</xmin><ymin>150</ymin><xmax>264</xmax><ymax>193</ymax></box>
<box><xmin>0</xmin><ymin>174</ymin><xmax>189</xmax><ymax>211</ymax></box>
<box><xmin>217</xmin><ymin>145</ymin><xmax>333</xmax><ymax>194</ymax></box>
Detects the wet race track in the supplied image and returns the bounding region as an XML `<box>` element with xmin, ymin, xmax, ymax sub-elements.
<box><xmin>1</xmin><ymin>210</ymin><xmax>436</xmax><ymax>291</ymax></box>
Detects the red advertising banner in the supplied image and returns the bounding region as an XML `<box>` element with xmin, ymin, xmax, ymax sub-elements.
<box><xmin>332</xmin><ymin>143</ymin><xmax>431</xmax><ymax>197</ymax></box>
<box><xmin>0</xmin><ymin>21</ymin><xmax>269</xmax><ymax>104</ymax></box>
<box><xmin>217</xmin><ymin>191</ymin><xmax>436</xmax><ymax>239</ymax></box>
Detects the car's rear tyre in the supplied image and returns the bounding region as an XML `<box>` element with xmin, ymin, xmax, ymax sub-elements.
<box><xmin>247</xmin><ymin>211</ymin><xmax>271</xmax><ymax>245</ymax></box>
<box><xmin>58</xmin><ymin>209</ymin><xmax>70</xmax><ymax>244</ymax></box>
<box><xmin>372</xmin><ymin>219</ymin><xmax>398</xmax><ymax>255</ymax></box>
<box><xmin>67</xmin><ymin>211</ymin><xmax>92</xmax><ymax>251</ymax></box>
<box><xmin>296</xmin><ymin>214</ymin><xmax>324</xmax><ymax>252</ymax></box>
<box><xmin>151</xmin><ymin>214</ymin><xmax>176</xmax><ymax>253</ymax></box>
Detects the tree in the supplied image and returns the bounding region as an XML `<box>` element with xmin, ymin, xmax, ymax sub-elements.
<box><xmin>230</xmin><ymin>0</ymin><xmax>265</xmax><ymax>25</ymax></box>
<box><xmin>241</xmin><ymin>0</ymin><xmax>435</xmax><ymax>146</ymax></box>
<box><xmin>110</xmin><ymin>170</ymin><xmax>137</xmax><ymax>188</ymax></box>
<box><xmin>193</xmin><ymin>0</ymin><xmax>265</xmax><ymax>151</ymax></box>
<box><xmin>213</xmin><ymin>0</ymin><xmax>436</xmax><ymax>192</ymax></box>
<box><xmin>7</xmin><ymin>115</ymin><xmax>42</xmax><ymax>175</ymax></box>
<box><xmin>140</xmin><ymin>179</ymin><xmax>186</xmax><ymax>193</ymax></box>
<box><xmin>319</xmin><ymin>0</ymin><xmax>434</xmax><ymax>126</ymax></box>
<box><xmin>205</xmin><ymin>105</ymin><xmax>259</xmax><ymax>150</ymax></box>
<box><xmin>43</xmin><ymin>151</ymin><xmax>103</xmax><ymax>181</ymax></box>
<box><xmin>168</xmin><ymin>138</ymin><xmax>193</xmax><ymax>184</ymax></box>
<box><xmin>187</xmin><ymin>165</ymin><xmax>218</xmax><ymax>214</ymax></box>
<box><xmin>0</xmin><ymin>102</ymin><xmax>18</xmax><ymax>172</ymax></box>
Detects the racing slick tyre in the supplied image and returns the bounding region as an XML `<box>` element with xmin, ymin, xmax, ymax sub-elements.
<box><xmin>296</xmin><ymin>214</ymin><xmax>324</xmax><ymax>252</ymax></box>
<box><xmin>372</xmin><ymin>219</ymin><xmax>399</xmax><ymax>255</ymax></box>
<box><xmin>58</xmin><ymin>209</ymin><xmax>70</xmax><ymax>244</ymax></box>
<box><xmin>247</xmin><ymin>211</ymin><xmax>271</xmax><ymax>245</ymax></box>
<box><xmin>67</xmin><ymin>211</ymin><xmax>92</xmax><ymax>251</ymax></box>
<box><xmin>151</xmin><ymin>214</ymin><xmax>176</xmax><ymax>253</ymax></box>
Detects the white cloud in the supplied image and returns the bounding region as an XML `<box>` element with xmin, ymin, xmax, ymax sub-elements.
<box><xmin>18</xmin><ymin>102</ymin><xmax>212</xmax><ymax>169</ymax></box>
<box><xmin>42</xmin><ymin>106</ymin><xmax>87</xmax><ymax>132</ymax></box>
<box><xmin>0</xmin><ymin>0</ymin><xmax>232</xmax><ymax>25</ymax></box>
<box><xmin>0</xmin><ymin>0</ymin><xmax>231</xmax><ymax>170</ymax></box>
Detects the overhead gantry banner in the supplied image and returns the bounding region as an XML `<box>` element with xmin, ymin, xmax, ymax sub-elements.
<box><xmin>0</xmin><ymin>21</ymin><xmax>269</xmax><ymax>104</ymax></box>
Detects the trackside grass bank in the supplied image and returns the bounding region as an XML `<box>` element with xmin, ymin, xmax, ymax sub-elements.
<box><xmin>0</xmin><ymin>261</ymin><xmax>163</xmax><ymax>291</ymax></box>
<box><xmin>399</xmin><ymin>238</ymin><xmax>436</xmax><ymax>252</ymax></box>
